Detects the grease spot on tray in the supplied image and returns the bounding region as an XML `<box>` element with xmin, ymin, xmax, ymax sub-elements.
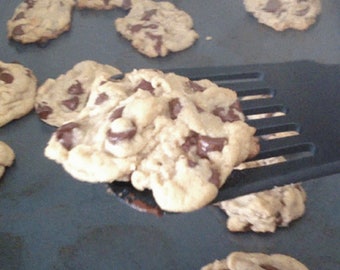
<box><xmin>55</xmin><ymin>225</ymin><xmax>178</xmax><ymax>269</ymax></box>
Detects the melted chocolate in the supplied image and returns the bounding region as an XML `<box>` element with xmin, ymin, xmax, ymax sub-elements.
<box><xmin>68</xmin><ymin>80</ymin><xmax>84</xmax><ymax>95</ymax></box>
<box><xmin>56</xmin><ymin>122</ymin><xmax>80</xmax><ymax>150</ymax></box>
<box><xmin>109</xmin><ymin>106</ymin><xmax>124</xmax><ymax>121</ymax></box>
<box><xmin>168</xmin><ymin>98</ymin><xmax>182</xmax><ymax>120</ymax></box>
<box><xmin>62</xmin><ymin>96</ymin><xmax>79</xmax><ymax>111</ymax></box>
<box><xmin>107</xmin><ymin>125</ymin><xmax>137</xmax><ymax>144</ymax></box>
<box><xmin>36</xmin><ymin>104</ymin><xmax>53</xmax><ymax>119</ymax></box>
<box><xmin>95</xmin><ymin>92</ymin><xmax>109</xmax><ymax>105</ymax></box>
<box><xmin>0</xmin><ymin>72</ymin><xmax>14</xmax><ymax>84</ymax></box>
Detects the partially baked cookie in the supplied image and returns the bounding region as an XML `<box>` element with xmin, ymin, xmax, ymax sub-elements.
<box><xmin>35</xmin><ymin>60</ymin><xmax>121</xmax><ymax>127</ymax></box>
<box><xmin>0</xmin><ymin>61</ymin><xmax>37</xmax><ymax>127</ymax></box>
<box><xmin>76</xmin><ymin>0</ymin><xmax>133</xmax><ymax>10</ymax></box>
<box><xmin>201</xmin><ymin>252</ymin><xmax>309</xmax><ymax>270</ymax></box>
<box><xmin>45</xmin><ymin>69</ymin><xmax>259</xmax><ymax>212</ymax></box>
<box><xmin>115</xmin><ymin>0</ymin><xmax>199</xmax><ymax>57</ymax></box>
<box><xmin>7</xmin><ymin>0</ymin><xmax>75</xmax><ymax>44</ymax></box>
<box><xmin>243</xmin><ymin>0</ymin><xmax>321</xmax><ymax>31</ymax></box>
<box><xmin>216</xmin><ymin>183</ymin><xmax>306</xmax><ymax>233</ymax></box>
<box><xmin>0</xmin><ymin>142</ymin><xmax>15</xmax><ymax>179</ymax></box>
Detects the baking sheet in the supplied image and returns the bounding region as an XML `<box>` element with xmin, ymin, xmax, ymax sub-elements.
<box><xmin>1</xmin><ymin>0</ymin><xmax>340</xmax><ymax>269</ymax></box>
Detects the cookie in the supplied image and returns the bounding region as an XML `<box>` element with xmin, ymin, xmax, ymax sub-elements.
<box><xmin>115</xmin><ymin>0</ymin><xmax>199</xmax><ymax>57</ymax></box>
<box><xmin>0</xmin><ymin>61</ymin><xmax>37</xmax><ymax>127</ymax></box>
<box><xmin>35</xmin><ymin>60</ymin><xmax>121</xmax><ymax>127</ymax></box>
<box><xmin>7</xmin><ymin>0</ymin><xmax>75</xmax><ymax>44</ymax></box>
<box><xmin>243</xmin><ymin>0</ymin><xmax>321</xmax><ymax>31</ymax></box>
<box><xmin>76</xmin><ymin>0</ymin><xmax>133</xmax><ymax>10</ymax></box>
<box><xmin>201</xmin><ymin>252</ymin><xmax>309</xmax><ymax>270</ymax></box>
<box><xmin>44</xmin><ymin>69</ymin><xmax>259</xmax><ymax>212</ymax></box>
<box><xmin>0</xmin><ymin>142</ymin><xmax>15</xmax><ymax>179</ymax></box>
<box><xmin>216</xmin><ymin>183</ymin><xmax>306</xmax><ymax>233</ymax></box>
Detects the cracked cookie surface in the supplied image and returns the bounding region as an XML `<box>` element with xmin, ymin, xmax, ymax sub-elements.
<box><xmin>45</xmin><ymin>69</ymin><xmax>259</xmax><ymax>212</ymax></box>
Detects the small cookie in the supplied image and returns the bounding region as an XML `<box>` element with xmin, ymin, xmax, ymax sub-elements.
<box><xmin>45</xmin><ymin>69</ymin><xmax>259</xmax><ymax>212</ymax></box>
<box><xmin>243</xmin><ymin>0</ymin><xmax>321</xmax><ymax>31</ymax></box>
<box><xmin>35</xmin><ymin>60</ymin><xmax>121</xmax><ymax>127</ymax></box>
<box><xmin>76</xmin><ymin>0</ymin><xmax>133</xmax><ymax>10</ymax></box>
<box><xmin>201</xmin><ymin>252</ymin><xmax>309</xmax><ymax>270</ymax></box>
<box><xmin>0</xmin><ymin>61</ymin><xmax>37</xmax><ymax>127</ymax></box>
<box><xmin>115</xmin><ymin>0</ymin><xmax>199</xmax><ymax>57</ymax></box>
<box><xmin>216</xmin><ymin>183</ymin><xmax>306</xmax><ymax>233</ymax></box>
<box><xmin>7</xmin><ymin>0</ymin><xmax>75</xmax><ymax>43</ymax></box>
<box><xmin>0</xmin><ymin>142</ymin><xmax>15</xmax><ymax>179</ymax></box>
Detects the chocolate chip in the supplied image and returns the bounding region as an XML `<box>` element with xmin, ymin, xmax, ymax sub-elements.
<box><xmin>107</xmin><ymin>125</ymin><xmax>137</xmax><ymax>144</ymax></box>
<box><xmin>134</xmin><ymin>79</ymin><xmax>155</xmax><ymax>94</ymax></box>
<box><xmin>263</xmin><ymin>0</ymin><xmax>282</xmax><ymax>13</ymax></box>
<box><xmin>197</xmin><ymin>135</ymin><xmax>226</xmax><ymax>158</ymax></box>
<box><xmin>187</xmin><ymin>81</ymin><xmax>206</xmax><ymax>92</ymax></box>
<box><xmin>145</xmin><ymin>33</ymin><xmax>163</xmax><ymax>56</ymax></box>
<box><xmin>181</xmin><ymin>132</ymin><xmax>198</xmax><ymax>153</ymax></box>
<box><xmin>109</xmin><ymin>107</ymin><xmax>124</xmax><ymax>121</ymax></box>
<box><xmin>67</xmin><ymin>80</ymin><xmax>84</xmax><ymax>95</ymax></box>
<box><xmin>62</xmin><ymin>96</ymin><xmax>79</xmax><ymax>111</ymax></box>
<box><xmin>130</xmin><ymin>24</ymin><xmax>158</xmax><ymax>33</ymax></box>
<box><xmin>25</xmin><ymin>0</ymin><xmax>35</xmax><ymax>9</ymax></box>
<box><xmin>142</xmin><ymin>9</ymin><xmax>157</xmax><ymax>21</ymax></box>
<box><xmin>14</xmin><ymin>12</ymin><xmax>25</xmax><ymax>20</ymax></box>
<box><xmin>187</xmin><ymin>159</ymin><xmax>198</xmax><ymax>167</ymax></box>
<box><xmin>95</xmin><ymin>92</ymin><xmax>109</xmax><ymax>105</ymax></box>
<box><xmin>295</xmin><ymin>6</ymin><xmax>309</xmax><ymax>16</ymax></box>
<box><xmin>0</xmin><ymin>72</ymin><xmax>14</xmax><ymax>84</ymax></box>
<box><xmin>36</xmin><ymin>104</ymin><xmax>53</xmax><ymax>119</ymax></box>
<box><xmin>56</xmin><ymin>122</ymin><xmax>80</xmax><ymax>150</ymax></box>
<box><xmin>260</xmin><ymin>264</ymin><xmax>280</xmax><ymax>270</ymax></box>
<box><xmin>121</xmin><ymin>0</ymin><xmax>132</xmax><ymax>10</ymax></box>
<box><xmin>213</xmin><ymin>101</ymin><xmax>242</xmax><ymax>122</ymax></box>
<box><xmin>168</xmin><ymin>98</ymin><xmax>182</xmax><ymax>120</ymax></box>
<box><xmin>208</xmin><ymin>169</ymin><xmax>220</xmax><ymax>187</ymax></box>
<box><xmin>12</xmin><ymin>25</ymin><xmax>25</xmax><ymax>36</ymax></box>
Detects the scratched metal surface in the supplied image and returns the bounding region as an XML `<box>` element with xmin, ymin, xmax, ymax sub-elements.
<box><xmin>0</xmin><ymin>1</ymin><xmax>339</xmax><ymax>269</ymax></box>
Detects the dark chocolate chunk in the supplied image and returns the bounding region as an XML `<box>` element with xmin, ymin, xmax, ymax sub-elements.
<box><xmin>142</xmin><ymin>9</ymin><xmax>157</xmax><ymax>21</ymax></box>
<box><xmin>187</xmin><ymin>81</ymin><xmax>206</xmax><ymax>92</ymax></box>
<box><xmin>12</xmin><ymin>25</ymin><xmax>25</xmax><ymax>36</ymax></box>
<box><xmin>107</xmin><ymin>125</ymin><xmax>137</xmax><ymax>144</ymax></box>
<box><xmin>109</xmin><ymin>106</ymin><xmax>124</xmax><ymax>121</ymax></box>
<box><xmin>145</xmin><ymin>32</ymin><xmax>163</xmax><ymax>56</ymax></box>
<box><xmin>168</xmin><ymin>98</ymin><xmax>182</xmax><ymax>120</ymax></box>
<box><xmin>213</xmin><ymin>100</ymin><xmax>242</xmax><ymax>122</ymax></box>
<box><xmin>62</xmin><ymin>96</ymin><xmax>79</xmax><ymax>111</ymax></box>
<box><xmin>208</xmin><ymin>169</ymin><xmax>220</xmax><ymax>187</ymax></box>
<box><xmin>36</xmin><ymin>104</ymin><xmax>53</xmax><ymax>119</ymax></box>
<box><xmin>14</xmin><ymin>12</ymin><xmax>25</xmax><ymax>20</ymax></box>
<box><xmin>95</xmin><ymin>92</ymin><xmax>109</xmax><ymax>105</ymax></box>
<box><xmin>134</xmin><ymin>79</ymin><xmax>155</xmax><ymax>94</ymax></box>
<box><xmin>197</xmin><ymin>135</ymin><xmax>226</xmax><ymax>158</ymax></box>
<box><xmin>67</xmin><ymin>80</ymin><xmax>84</xmax><ymax>95</ymax></box>
<box><xmin>0</xmin><ymin>72</ymin><xmax>14</xmax><ymax>84</ymax></box>
<box><xmin>263</xmin><ymin>0</ymin><xmax>282</xmax><ymax>13</ymax></box>
<box><xmin>56</xmin><ymin>122</ymin><xmax>80</xmax><ymax>150</ymax></box>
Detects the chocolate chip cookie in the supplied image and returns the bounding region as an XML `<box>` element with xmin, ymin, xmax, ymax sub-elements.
<box><xmin>0</xmin><ymin>61</ymin><xmax>37</xmax><ymax>127</ymax></box>
<box><xmin>44</xmin><ymin>69</ymin><xmax>259</xmax><ymax>212</ymax></box>
<box><xmin>76</xmin><ymin>0</ymin><xmax>133</xmax><ymax>10</ymax></box>
<box><xmin>35</xmin><ymin>60</ymin><xmax>121</xmax><ymax>127</ymax></box>
<box><xmin>115</xmin><ymin>0</ymin><xmax>199</xmax><ymax>57</ymax></box>
<box><xmin>7</xmin><ymin>0</ymin><xmax>75</xmax><ymax>43</ymax></box>
<box><xmin>201</xmin><ymin>252</ymin><xmax>309</xmax><ymax>270</ymax></box>
<box><xmin>243</xmin><ymin>0</ymin><xmax>321</xmax><ymax>31</ymax></box>
<box><xmin>0</xmin><ymin>142</ymin><xmax>15</xmax><ymax>179</ymax></box>
<box><xmin>216</xmin><ymin>183</ymin><xmax>306</xmax><ymax>233</ymax></box>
